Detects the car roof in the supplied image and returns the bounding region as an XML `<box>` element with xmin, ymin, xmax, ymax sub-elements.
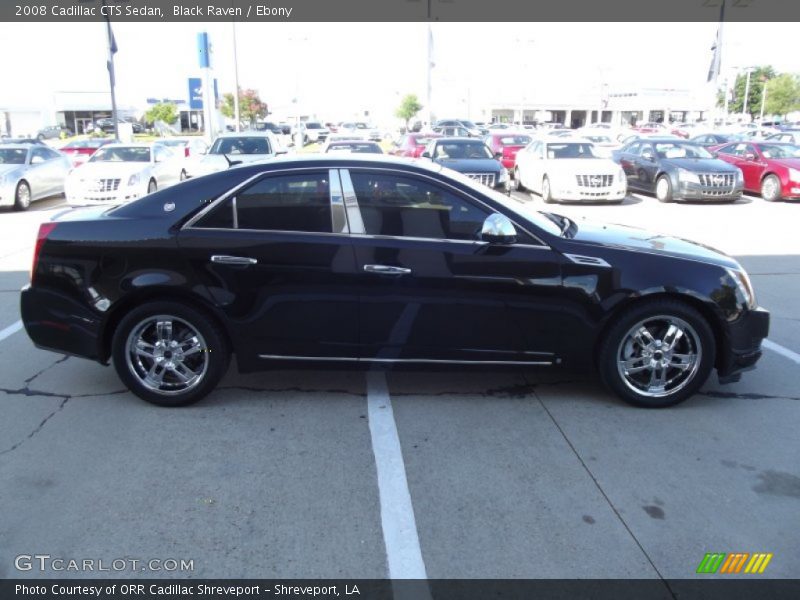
<box><xmin>434</xmin><ymin>137</ymin><xmax>480</xmax><ymax>142</ymax></box>
<box><xmin>232</xmin><ymin>153</ymin><xmax>445</xmax><ymax>173</ymax></box>
<box><xmin>0</xmin><ymin>143</ymin><xmax>34</xmax><ymax>149</ymax></box>
<box><xmin>215</xmin><ymin>131</ymin><xmax>276</xmax><ymax>139</ymax></box>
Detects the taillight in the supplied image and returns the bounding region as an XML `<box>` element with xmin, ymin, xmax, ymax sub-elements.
<box><xmin>185</xmin><ymin>147</ymin><xmax>190</xmax><ymax>158</ymax></box>
<box><xmin>31</xmin><ymin>222</ymin><xmax>57</xmax><ymax>283</ymax></box>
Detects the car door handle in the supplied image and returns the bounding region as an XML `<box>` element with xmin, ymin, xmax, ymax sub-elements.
<box><xmin>363</xmin><ymin>264</ymin><xmax>412</xmax><ymax>276</ymax></box>
<box><xmin>210</xmin><ymin>255</ymin><xmax>258</xmax><ymax>265</ymax></box>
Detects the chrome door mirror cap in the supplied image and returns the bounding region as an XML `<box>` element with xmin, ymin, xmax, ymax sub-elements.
<box><xmin>481</xmin><ymin>213</ymin><xmax>517</xmax><ymax>244</ymax></box>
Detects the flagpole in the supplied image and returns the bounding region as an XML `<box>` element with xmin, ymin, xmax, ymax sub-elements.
<box><xmin>426</xmin><ymin>24</ymin><xmax>433</xmax><ymax>128</ymax></box>
<box><xmin>102</xmin><ymin>0</ymin><xmax>119</xmax><ymax>140</ymax></box>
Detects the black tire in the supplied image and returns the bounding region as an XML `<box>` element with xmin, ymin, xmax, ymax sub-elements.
<box><xmin>542</xmin><ymin>176</ymin><xmax>555</xmax><ymax>204</ymax></box>
<box><xmin>111</xmin><ymin>301</ymin><xmax>230</xmax><ymax>407</ymax></box>
<box><xmin>14</xmin><ymin>181</ymin><xmax>31</xmax><ymax>211</ymax></box>
<box><xmin>147</xmin><ymin>178</ymin><xmax>157</xmax><ymax>194</ymax></box>
<box><xmin>655</xmin><ymin>174</ymin><xmax>673</xmax><ymax>203</ymax></box>
<box><xmin>180</xmin><ymin>169</ymin><xmax>187</xmax><ymax>181</ymax></box>
<box><xmin>514</xmin><ymin>167</ymin><xmax>526</xmax><ymax>191</ymax></box>
<box><xmin>760</xmin><ymin>174</ymin><xmax>781</xmax><ymax>202</ymax></box>
<box><xmin>597</xmin><ymin>299</ymin><xmax>715</xmax><ymax>408</ymax></box>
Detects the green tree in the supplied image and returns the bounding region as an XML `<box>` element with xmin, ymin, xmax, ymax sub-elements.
<box><xmin>220</xmin><ymin>87</ymin><xmax>268</xmax><ymax>127</ymax></box>
<box><xmin>143</xmin><ymin>102</ymin><xmax>178</xmax><ymax>126</ymax></box>
<box><xmin>395</xmin><ymin>94</ymin><xmax>423</xmax><ymax>130</ymax></box>
<box><xmin>764</xmin><ymin>73</ymin><xmax>800</xmax><ymax>118</ymax></box>
<box><xmin>717</xmin><ymin>66</ymin><xmax>776</xmax><ymax>118</ymax></box>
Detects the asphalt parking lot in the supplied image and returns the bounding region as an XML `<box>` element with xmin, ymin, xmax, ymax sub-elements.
<box><xmin>0</xmin><ymin>190</ymin><xmax>798</xmax><ymax>582</ymax></box>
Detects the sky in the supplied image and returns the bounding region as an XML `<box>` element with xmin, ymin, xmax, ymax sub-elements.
<box><xmin>1</xmin><ymin>22</ymin><xmax>798</xmax><ymax>123</ymax></box>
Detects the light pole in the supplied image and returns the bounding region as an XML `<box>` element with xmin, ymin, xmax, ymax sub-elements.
<box><xmin>231</xmin><ymin>20</ymin><xmax>241</xmax><ymax>132</ymax></box>
<box><xmin>515</xmin><ymin>37</ymin><xmax>535</xmax><ymax>126</ymax></box>
<box><xmin>759</xmin><ymin>77</ymin><xmax>769</xmax><ymax>123</ymax></box>
<box><xmin>742</xmin><ymin>67</ymin><xmax>755</xmax><ymax>121</ymax></box>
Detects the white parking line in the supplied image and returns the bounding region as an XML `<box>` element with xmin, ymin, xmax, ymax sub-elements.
<box><xmin>763</xmin><ymin>339</ymin><xmax>800</xmax><ymax>365</ymax></box>
<box><xmin>366</xmin><ymin>371</ymin><xmax>429</xmax><ymax>582</ymax></box>
<box><xmin>0</xmin><ymin>320</ymin><xmax>23</xmax><ymax>343</ymax></box>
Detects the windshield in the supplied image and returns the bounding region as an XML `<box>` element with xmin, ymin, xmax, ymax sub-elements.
<box><xmin>499</xmin><ymin>135</ymin><xmax>532</xmax><ymax>145</ymax></box>
<box><xmin>460</xmin><ymin>120</ymin><xmax>478</xmax><ymax>129</ymax></box>
<box><xmin>305</xmin><ymin>122</ymin><xmax>322</xmax><ymax>129</ymax></box>
<box><xmin>209</xmin><ymin>137</ymin><xmax>271</xmax><ymax>155</ymax></box>
<box><xmin>413</xmin><ymin>136</ymin><xmax>438</xmax><ymax>145</ymax></box>
<box><xmin>759</xmin><ymin>144</ymin><xmax>800</xmax><ymax>159</ymax></box>
<box><xmin>546</xmin><ymin>143</ymin><xmax>597</xmax><ymax>158</ymax></box>
<box><xmin>89</xmin><ymin>146</ymin><xmax>151</xmax><ymax>162</ymax></box>
<box><xmin>653</xmin><ymin>142</ymin><xmax>712</xmax><ymax>159</ymax></box>
<box><xmin>157</xmin><ymin>140</ymin><xmax>187</xmax><ymax>147</ymax></box>
<box><xmin>434</xmin><ymin>141</ymin><xmax>493</xmax><ymax>160</ymax></box>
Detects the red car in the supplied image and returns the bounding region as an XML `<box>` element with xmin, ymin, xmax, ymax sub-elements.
<box><xmin>632</xmin><ymin>122</ymin><xmax>666</xmax><ymax>134</ymax></box>
<box><xmin>711</xmin><ymin>141</ymin><xmax>800</xmax><ymax>201</ymax></box>
<box><xmin>390</xmin><ymin>133</ymin><xmax>442</xmax><ymax>158</ymax></box>
<box><xmin>483</xmin><ymin>133</ymin><xmax>532</xmax><ymax>171</ymax></box>
<box><xmin>59</xmin><ymin>138</ymin><xmax>113</xmax><ymax>166</ymax></box>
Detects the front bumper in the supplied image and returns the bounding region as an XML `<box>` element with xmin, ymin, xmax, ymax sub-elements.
<box><xmin>717</xmin><ymin>306</ymin><xmax>770</xmax><ymax>381</ymax></box>
<box><xmin>552</xmin><ymin>185</ymin><xmax>627</xmax><ymax>203</ymax></box>
<box><xmin>65</xmin><ymin>181</ymin><xmax>147</xmax><ymax>206</ymax></box>
<box><xmin>676</xmin><ymin>180</ymin><xmax>744</xmax><ymax>202</ymax></box>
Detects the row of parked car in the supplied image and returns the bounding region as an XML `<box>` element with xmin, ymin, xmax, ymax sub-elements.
<box><xmin>3</xmin><ymin>120</ymin><xmax>799</xmax><ymax>211</ymax></box>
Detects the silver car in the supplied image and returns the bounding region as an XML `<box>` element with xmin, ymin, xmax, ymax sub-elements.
<box><xmin>0</xmin><ymin>144</ymin><xmax>72</xmax><ymax>211</ymax></box>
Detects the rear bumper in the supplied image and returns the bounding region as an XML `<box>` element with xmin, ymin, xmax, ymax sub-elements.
<box><xmin>717</xmin><ymin>306</ymin><xmax>770</xmax><ymax>381</ymax></box>
<box><xmin>20</xmin><ymin>284</ymin><xmax>104</xmax><ymax>362</ymax></box>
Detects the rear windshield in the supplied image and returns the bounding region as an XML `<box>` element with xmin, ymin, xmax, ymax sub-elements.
<box><xmin>209</xmin><ymin>137</ymin><xmax>271</xmax><ymax>155</ymax></box>
<box><xmin>0</xmin><ymin>148</ymin><xmax>27</xmax><ymax>164</ymax></box>
<box><xmin>89</xmin><ymin>146</ymin><xmax>151</xmax><ymax>162</ymax></box>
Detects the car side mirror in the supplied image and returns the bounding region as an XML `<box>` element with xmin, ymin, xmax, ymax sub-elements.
<box><xmin>744</xmin><ymin>153</ymin><xmax>756</xmax><ymax>161</ymax></box>
<box><xmin>642</xmin><ymin>152</ymin><xmax>655</xmax><ymax>162</ymax></box>
<box><xmin>709</xmin><ymin>151</ymin><xmax>718</xmax><ymax>157</ymax></box>
<box><xmin>275</xmin><ymin>148</ymin><xmax>288</xmax><ymax>155</ymax></box>
<box><xmin>30</xmin><ymin>155</ymin><xmax>45</xmax><ymax>164</ymax></box>
<box><xmin>494</xmin><ymin>151</ymin><xmax>503</xmax><ymax>159</ymax></box>
<box><xmin>481</xmin><ymin>213</ymin><xmax>517</xmax><ymax>244</ymax></box>
<box><xmin>421</xmin><ymin>151</ymin><xmax>431</xmax><ymax>159</ymax></box>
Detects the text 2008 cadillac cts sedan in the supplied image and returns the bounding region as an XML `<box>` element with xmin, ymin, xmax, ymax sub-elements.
<box><xmin>21</xmin><ymin>155</ymin><xmax>769</xmax><ymax>408</ymax></box>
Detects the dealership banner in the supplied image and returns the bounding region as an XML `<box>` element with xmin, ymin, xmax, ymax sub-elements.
<box><xmin>3</xmin><ymin>579</ymin><xmax>800</xmax><ymax>600</ymax></box>
<box><xmin>2</xmin><ymin>0</ymin><xmax>800</xmax><ymax>22</ymax></box>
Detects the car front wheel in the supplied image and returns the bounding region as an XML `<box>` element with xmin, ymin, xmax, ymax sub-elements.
<box><xmin>542</xmin><ymin>176</ymin><xmax>555</xmax><ymax>203</ymax></box>
<box><xmin>14</xmin><ymin>181</ymin><xmax>31</xmax><ymax>211</ymax></box>
<box><xmin>112</xmin><ymin>302</ymin><xmax>230</xmax><ymax>407</ymax></box>
<box><xmin>598</xmin><ymin>299</ymin><xmax>715</xmax><ymax>408</ymax></box>
<box><xmin>656</xmin><ymin>175</ymin><xmax>673</xmax><ymax>203</ymax></box>
<box><xmin>761</xmin><ymin>174</ymin><xmax>781</xmax><ymax>202</ymax></box>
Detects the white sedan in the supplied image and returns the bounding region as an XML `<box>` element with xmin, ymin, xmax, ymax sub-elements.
<box><xmin>0</xmin><ymin>143</ymin><xmax>72</xmax><ymax>210</ymax></box>
<box><xmin>65</xmin><ymin>143</ymin><xmax>183</xmax><ymax>206</ymax></box>
<box><xmin>185</xmin><ymin>131</ymin><xmax>284</xmax><ymax>178</ymax></box>
<box><xmin>514</xmin><ymin>138</ymin><xmax>627</xmax><ymax>204</ymax></box>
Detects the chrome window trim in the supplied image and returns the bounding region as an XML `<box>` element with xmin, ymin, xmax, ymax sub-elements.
<box><xmin>258</xmin><ymin>354</ymin><xmax>553</xmax><ymax>366</ymax></box>
<box><xmin>182</xmin><ymin>164</ymin><xmax>550</xmax><ymax>248</ymax></box>
<box><xmin>341</xmin><ymin>166</ymin><xmax>550</xmax><ymax>247</ymax></box>
<box><xmin>329</xmin><ymin>168</ymin><xmax>348</xmax><ymax>234</ymax></box>
<box><xmin>339</xmin><ymin>169</ymin><xmax>366</xmax><ymax>235</ymax></box>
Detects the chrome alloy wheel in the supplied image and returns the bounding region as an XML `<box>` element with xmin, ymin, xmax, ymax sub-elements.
<box><xmin>125</xmin><ymin>315</ymin><xmax>208</xmax><ymax>395</ymax></box>
<box><xmin>616</xmin><ymin>315</ymin><xmax>702</xmax><ymax>398</ymax></box>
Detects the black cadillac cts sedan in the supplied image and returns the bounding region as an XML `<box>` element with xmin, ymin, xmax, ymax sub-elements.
<box><xmin>21</xmin><ymin>155</ymin><xmax>769</xmax><ymax>408</ymax></box>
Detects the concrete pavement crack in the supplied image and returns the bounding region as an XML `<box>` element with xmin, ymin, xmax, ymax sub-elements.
<box><xmin>524</xmin><ymin>373</ymin><xmax>677</xmax><ymax>599</ymax></box>
<box><xmin>24</xmin><ymin>355</ymin><xmax>69</xmax><ymax>387</ymax></box>
<box><xmin>698</xmin><ymin>390</ymin><xmax>800</xmax><ymax>402</ymax></box>
<box><xmin>0</xmin><ymin>395</ymin><xmax>70</xmax><ymax>456</ymax></box>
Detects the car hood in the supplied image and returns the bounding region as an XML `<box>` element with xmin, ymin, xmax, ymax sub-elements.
<box><xmin>69</xmin><ymin>162</ymin><xmax>150</xmax><ymax>179</ymax></box>
<box><xmin>566</xmin><ymin>218</ymin><xmax>739</xmax><ymax>269</ymax></box>
<box><xmin>433</xmin><ymin>158</ymin><xmax>502</xmax><ymax>172</ymax></box>
<box><xmin>659</xmin><ymin>158</ymin><xmax>738</xmax><ymax>173</ymax></box>
<box><xmin>545</xmin><ymin>158</ymin><xmax>620</xmax><ymax>174</ymax></box>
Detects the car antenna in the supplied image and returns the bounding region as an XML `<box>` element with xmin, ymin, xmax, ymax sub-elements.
<box><xmin>223</xmin><ymin>154</ymin><xmax>242</xmax><ymax>168</ymax></box>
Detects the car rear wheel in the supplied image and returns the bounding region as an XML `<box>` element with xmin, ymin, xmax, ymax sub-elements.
<box><xmin>655</xmin><ymin>175</ymin><xmax>673</xmax><ymax>203</ymax></box>
<box><xmin>542</xmin><ymin>176</ymin><xmax>555</xmax><ymax>203</ymax></box>
<box><xmin>761</xmin><ymin>174</ymin><xmax>781</xmax><ymax>202</ymax></box>
<box><xmin>14</xmin><ymin>181</ymin><xmax>31</xmax><ymax>211</ymax></box>
<box><xmin>598</xmin><ymin>299</ymin><xmax>715</xmax><ymax>408</ymax></box>
<box><xmin>147</xmin><ymin>178</ymin><xmax>157</xmax><ymax>194</ymax></box>
<box><xmin>112</xmin><ymin>302</ymin><xmax>230</xmax><ymax>407</ymax></box>
<box><xmin>513</xmin><ymin>167</ymin><xmax>525</xmax><ymax>191</ymax></box>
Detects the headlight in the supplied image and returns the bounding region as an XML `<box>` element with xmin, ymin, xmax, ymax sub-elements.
<box><xmin>736</xmin><ymin>168</ymin><xmax>744</xmax><ymax>181</ymax></box>
<box><xmin>497</xmin><ymin>168</ymin><xmax>508</xmax><ymax>183</ymax></box>
<box><xmin>677</xmin><ymin>168</ymin><xmax>700</xmax><ymax>184</ymax></box>
<box><xmin>617</xmin><ymin>167</ymin><xmax>627</xmax><ymax>183</ymax></box>
<box><xmin>789</xmin><ymin>168</ymin><xmax>800</xmax><ymax>182</ymax></box>
<box><xmin>127</xmin><ymin>173</ymin><xmax>140</xmax><ymax>186</ymax></box>
<box><xmin>726</xmin><ymin>267</ymin><xmax>756</xmax><ymax>309</ymax></box>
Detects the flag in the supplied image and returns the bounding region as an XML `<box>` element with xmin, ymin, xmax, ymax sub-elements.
<box><xmin>428</xmin><ymin>25</ymin><xmax>435</xmax><ymax>69</ymax></box>
<box><xmin>707</xmin><ymin>0</ymin><xmax>725</xmax><ymax>83</ymax></box>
